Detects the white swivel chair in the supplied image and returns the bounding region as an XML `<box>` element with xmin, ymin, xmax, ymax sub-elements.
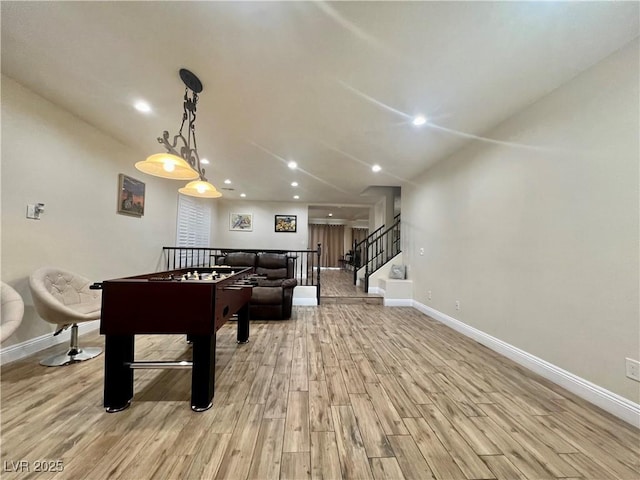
<box><xmin>29</xmin><ymin>267</ymin><xmax>102</xmax><ymax>366</ymax></box>
<box><xmin>1</xmin><ymin>282</ymin><xmax>25</xmax><ymax>343</ymax></box>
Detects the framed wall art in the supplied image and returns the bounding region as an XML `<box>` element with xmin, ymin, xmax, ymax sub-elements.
<box><xmin>275</xmin><ymin>214</ymin><xmax>297</xmax><ymax>233</ymax></box>
<box><xmin>117</xmin><ymin>174</ymin><xmax>145</xmax><ymax>217</ymax></box>
<box><xmin>230</xmin><ymin>213</ymin><xmax>253</xmax><ymax>231</ymax></box>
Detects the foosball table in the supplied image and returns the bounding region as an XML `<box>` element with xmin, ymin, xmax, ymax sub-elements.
<box><xmin>97</xmin><ymin>266</ymin><xmax>255</xmax><ymax>412</ymax></box>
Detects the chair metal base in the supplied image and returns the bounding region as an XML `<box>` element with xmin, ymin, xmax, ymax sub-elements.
<box><xmin>40</xmin><ymin>347</ymin><xmax>102</xmax><ymax>367</ymax></box>
<box><xmin>40</xmin><ymin>322</ymin><xmax>102</xmax><ymax>366</ymax></box>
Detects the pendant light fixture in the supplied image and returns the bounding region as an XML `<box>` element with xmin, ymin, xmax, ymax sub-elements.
<box><xmin>135</xmin><ymin>69</ymin><xmax>221</xmax><ymax>198</ymax></box>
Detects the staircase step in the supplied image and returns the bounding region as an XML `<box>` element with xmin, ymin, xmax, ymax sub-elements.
<box><xmin>320</xmin><ymin>296</ymin><xmax>383</xmax><ymax>305</ymax></box>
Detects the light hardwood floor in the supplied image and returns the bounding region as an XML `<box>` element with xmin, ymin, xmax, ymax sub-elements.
<box><xmin>319</xmin><ymin>269</ymin><xmax>383</xmax><ymax>305</ymax></box>
<box><xmin>1</xmin><ymin>302</ymin><xmax>638</xmax><ymax>479</ymax></box>
<box><xmin>320</xmin><ymin>269</ymin><xmax>368</xmax><ymax>298</ymax></box>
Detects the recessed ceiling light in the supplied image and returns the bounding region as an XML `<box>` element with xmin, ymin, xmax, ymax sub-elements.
<box><xmin>240</xmin><ymin>193</ymin><xmax>246</xmax><ymax>198</ymax></box>
<box><xmin>372</xmin><ymin>164</ymin><xmax>382</xmax><ymax>172</ymax></box>
<box><xmin>328</xmin><ymin>213</ymin><xmax>333</xmax><ymax>217</ymax></box>
<box><xmin>291</xmin><ymin>181</ymin><xmax>298</xmax><ymax>187</ymax></box>
<box><xmin>288</xmin><ymin>161</ymin><xmax>297</xmax><ymax>169</ymax></box>
<box><xmin>201</xmin><ymin>158</ymin><xmax>210</xmax><ymax>165</ymax></box>
<box><xmin>134</xmin><ymin>101</ymin><xmax>151</xmax><ymax>113</ymax></box>
<box><xmin>412</xmin><ymin>115</ymin><xmax>427</xmax><ymax>126</ymax></box>
<box><xmin>293</xmin><ymin>195</ymin><xmax>300</xmax><ymax>200</ymax></box>
<box><xmin>224</xmin><ymin>179</ymin><xmax>231</xmax><ymax>184</ymax></box>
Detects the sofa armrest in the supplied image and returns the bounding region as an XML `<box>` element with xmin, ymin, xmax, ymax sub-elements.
<box><xmin>256</xmin><ymin>277</ymin><xmax>297</xmax><ymax>288</ymax></box>
<box><xmin>256</xmin><ymin>278</ymin><xmax>284</xmax><ymax>287</ymax></box>
<box><xmin>281</xmin><ymin>278</ymin><xmax>297</xmax><ymax>289</ymax></box>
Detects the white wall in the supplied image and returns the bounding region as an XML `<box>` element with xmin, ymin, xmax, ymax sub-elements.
<box><xmin>1</xmin><ymin>76</ymin><xmax>181</xmax><ymax>346</ymax></box>
<box><xmin>373</xmin><ymin>198</ymin><xmax>385</xmax><ymax>231</ymax></box>
<box><xmin>362</xmin><ymin>186</ymin><xmax>398</xmax><ymax>230</ymax></box>
<box><xmin>213</xmin><ymin>199</ymin><xmax>308</xmax><ymax>250</ymax></box>
<box><xmin>403</xmin><ymin>40</ymin><xmax>639</xmax><ymax>403</ymax></box>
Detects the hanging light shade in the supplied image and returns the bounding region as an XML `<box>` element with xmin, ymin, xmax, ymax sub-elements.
<box><xmin>135</xmin><ymin>153</ymin><xmax>199</xmax><ymax>180</ymax></box>
<box><xmin>179</xmin><ymin>179</ymin><xmax>222</xmax><ymax>198</ymax></box>
<box><xmin>136</xmin><ymin>68</ymin><xmax>221</xmax><ymax>198</ymax></box>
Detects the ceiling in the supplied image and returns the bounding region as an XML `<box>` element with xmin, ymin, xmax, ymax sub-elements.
<box><xmin>2</xmin><ymin>2</ymin><xmax>638</xmax><ymax>213</ymax></box>
<box><xmin>308</xmin><ymin>204</ymin><xmax>370</xmax><ymax>223</ymax></box>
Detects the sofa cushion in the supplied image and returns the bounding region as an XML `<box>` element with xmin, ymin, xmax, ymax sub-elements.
<box><xmin>256</xmin><ymin>278</ymin><xmax>285</xmax><ymax>287</ymax></box>
<box><xmin>256</xmin><ymin>267</ymin><xmax>287</xmax><ymax>280</ymax></box>
<box><xmin>251</xmin><ymin>286</ymin><xmax>282</xmax><ymax>305</ymax></box>
<box><xmin>224</xmin><ymin>252</ymin><xmax>257</xmax><ymax>267</ymax></box>
<box><xmin>257</xmin><ymin>253</ymin><xmax>288</xmax><ymax>269</ymax></box>
<box><xmin>256</xmin><ymin>277</ymin><xmax>297</xmax><ymax>288</ymax></box>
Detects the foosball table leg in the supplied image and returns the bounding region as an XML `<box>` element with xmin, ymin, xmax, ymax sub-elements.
<box><xmin>190</xmin><ymin>334</ymin><xmax>216</xmax><ymax>412</ymax></box>
<box><xmin>104</xmin><ymin>334</ymin><xmax>134</xmax><ymax>413</ymax></box>
<box><xmin>237</xmin><ymin>303</ymin><xmax>250</xmax><ymax>344</ymax></box>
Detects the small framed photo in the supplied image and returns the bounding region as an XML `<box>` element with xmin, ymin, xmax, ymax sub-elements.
<box><xmin>230</xmin><ymin>213</ymin><xmax>253</xmax><ymax>231</ymax></box>
<box><xmin>117</xmin><ymin>174</ymin><xmax>145</xmax><ymax>217</ymax></box>
<box><xmin>275</xmin><ymin>214</ymin><xmax>297</xmax><ymax>233</ymax></box>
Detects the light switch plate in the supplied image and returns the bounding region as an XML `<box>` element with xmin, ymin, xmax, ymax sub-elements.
<box><xmin>26</xmin><ymin>204</ymin><xmax>38</xmax><ymax>219</ymax></box>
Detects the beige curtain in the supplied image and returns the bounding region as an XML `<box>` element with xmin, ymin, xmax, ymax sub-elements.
<box><xmin>309</xmin><ymin>224</ymin><xmax>345</xmax><ymax>267</ymax></box>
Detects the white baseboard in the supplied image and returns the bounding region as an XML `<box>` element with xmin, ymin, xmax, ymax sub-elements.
<box><xmin>412</xmin><ymin>301</ymin><xmax>640</xmax><ymax>428</ymax></box>
<box><xmin>368</xmin><ymin>286</ymin><xmax>383</xmax><ymax>295</ymax></box>
<box><xmin>0</xmin><ymin>320</ymin><xmax>101</xmax><ymax>366</ymax></box>
<box><xmin>384</xmin><ymin>298</ymin><xmax>413</xmax><ymax>307</ymax></box>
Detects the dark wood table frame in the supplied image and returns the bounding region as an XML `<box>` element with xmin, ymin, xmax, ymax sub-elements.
<box><xmin>99</xmin><ymin>267</ymin><xmax>253</xmax><ymax>412</ymax></box>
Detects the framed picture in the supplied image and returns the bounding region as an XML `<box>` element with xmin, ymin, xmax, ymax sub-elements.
<box><xmin>275</xmin><ymin>214</ymin><xmax>297</xmax><ymax>232</ymax></box>
<box><xmin>230</xmin><ymin>213</ymin><xmax>253</xmax><ymax>231</ymax></box>
<box><xmin>117</xmin><ymin>174</ymin><xmax>145</xmax><ymax>217</ymax></box>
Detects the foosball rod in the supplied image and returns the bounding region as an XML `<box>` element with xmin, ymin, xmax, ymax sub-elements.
<box><xmin>125</xmin><ymin>361</ymin><xmax>192</xmax><ymax>369</ymax></box>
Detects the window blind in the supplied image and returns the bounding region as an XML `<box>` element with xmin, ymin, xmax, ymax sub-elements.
<box><xmin>176</xmin><ymin>194</ymin><xmax>211</xmax><ymax>266</ymax></box>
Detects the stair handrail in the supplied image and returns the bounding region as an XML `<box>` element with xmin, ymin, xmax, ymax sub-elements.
<box><xmin>358</xmin><ymin>215</ymin><xmax>401</xmax><ymax>291</ymax></box>
<box><xmin>352</xmin><ymin>224</ymin><xmax>385</xmax><ymax>285</ymax></box>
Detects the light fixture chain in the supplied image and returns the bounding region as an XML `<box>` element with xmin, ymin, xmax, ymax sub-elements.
<box><xmin>138</xmin><ymin>69</ymin><xmax>219</xmax><ymax>197</ymax></box>
<box><xmin>179</xmin><ymin>87</ymin><xmax>189</xmax><ymax>137</ymax></box>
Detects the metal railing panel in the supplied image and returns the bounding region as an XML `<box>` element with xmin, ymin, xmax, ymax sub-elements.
<box><xmin>351</xmin><ymin>216</ymin><xmax>401</xmax><ymax>291</ymax></box>
<box><xmin>162</xmin><ymin>245</ymin><xmax>322</xmax><ymax>303</ymax></box>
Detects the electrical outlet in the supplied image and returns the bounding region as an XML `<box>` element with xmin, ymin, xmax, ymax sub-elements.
<box><xmin>625</xmin><ymin>358</ymin><xmax>640</xmax><ymax>382</ymax></box>
<box><xmin>419</xmin><ymin>247</ymin><xmax>424</xmax><ymax>256</ymax></box>
<box><xmin>455</xmin><ymin>300</ymin><xmax>460</xmax><ymax>311</ymax></box>
<box><xmin>427</xmin><ymin>290</ymin><xmax>432</xmax><ymax>300</ymax></box>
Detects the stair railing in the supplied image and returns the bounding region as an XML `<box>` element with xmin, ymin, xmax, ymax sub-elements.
<box><xmin>352</xmin><ymin>224</ymin><xmax>384</xmax><ymax>285</ymax></box>
<box><xmin>353</xmin><ymin>215</ymin><xmax>401</xmax><ymax>291</ymax></box>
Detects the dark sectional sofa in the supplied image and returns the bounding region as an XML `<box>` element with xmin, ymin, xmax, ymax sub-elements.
<box><xmin>218</xmin><ymin>252</ymin><xmax>297</xmax><ymax>320</ymax></box>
